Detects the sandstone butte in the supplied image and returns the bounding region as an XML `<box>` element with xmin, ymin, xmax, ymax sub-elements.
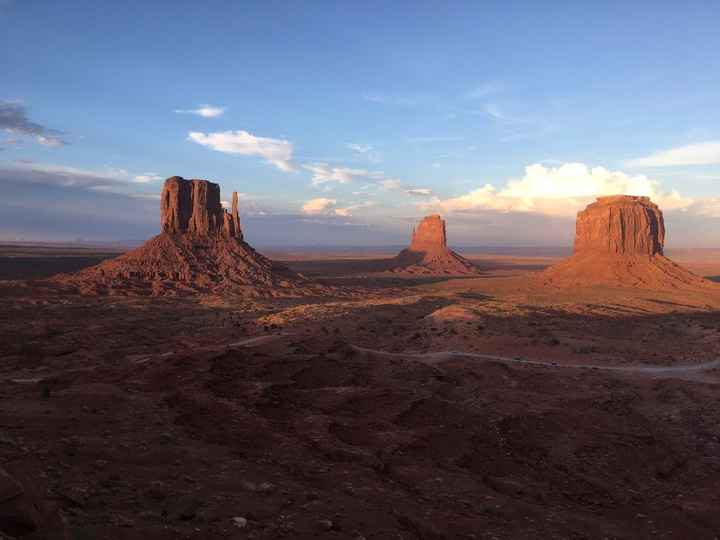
<box><xmin>542</xmin><ymin>195</ymin><xmax>713</xmax><ymax>289</ymax></box>
<box><xmin>56</xmin><ymin>176</ymin><xmax>308</xmax><ymax>296</ymax></box>
<box><xmin>389</xmin><ymin>214</ymin><xmax>478</xmax><ymax>275</ymax></box>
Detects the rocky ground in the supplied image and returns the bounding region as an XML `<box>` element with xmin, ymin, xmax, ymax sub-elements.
<box><xmin>1</xmin><ymin>249</ymin><xmax>720</xmax><ymax>538</ymax></box>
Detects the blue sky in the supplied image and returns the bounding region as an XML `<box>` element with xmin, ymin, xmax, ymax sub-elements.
<box><xmin>2</xmin><ymin>0</ymin><xmax>720</xmax><ymax>246</ymax></box>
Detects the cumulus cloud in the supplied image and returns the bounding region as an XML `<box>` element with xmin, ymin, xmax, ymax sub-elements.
<box><xmin>174</xmin><ymin>104</ymin><xmax>225</xmax><ymax>118</ymax></box>
<box><xmin>302</xmin><ymin>197</ymin><xmax>337</xmax><ymax>215</ymax></box>
<box><xmin>188</xmin><ymin>130</ymin><xmax>294</xmax><ymax>171</ymax></box>
<box><xmin>626</xmin><ymin>141</ymin><xmax>720</xmax><ymax>167</ymax></box>
<box><xmin>0</xmin><ymin>100</ymin><xmax>66</xmax><ymax>147</ymax></box>
<box><xmin>424</xmin><ymin>162</ymin><xmax>692</xmax><ymax>217</ymax></box>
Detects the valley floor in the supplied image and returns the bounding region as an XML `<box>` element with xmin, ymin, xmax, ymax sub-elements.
<box><xmin>2</xmin><ymin>248</ymin><xmax>720</xmax><ymax>538</ymax></box>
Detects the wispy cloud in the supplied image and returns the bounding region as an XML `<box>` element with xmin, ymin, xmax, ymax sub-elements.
<box><xmin>467</xmin><ymin>82</ymin><xmax>501</xmax><ymax>99</ymax></box>
<box><xmin>188</xmin><ymin>130</ymin><xmax>294</xmax><ymax>171</ymax></box>
<box><xmin>302</xmin><ymin>197</ymin><xmax>373</xmax><ymax>217</ymax></box>
<box><xmin>0</xmin><ymin>100</ymin><xmax>66</xmax><ymax>147</ymax></box>
<box><xmin>346</xmin><ymin>143</ymin><xmax>382</xmax><ymax>163</ymax></box>
<box><xmin>406</xmin><ymin>188</ymin><xmax>433</xmax><ymax>197</ymax></box>
<box><xmin>133</xmin><ymin>172</ymin><xmax>163</xmax><ymax>183</ymax></box>
<box><xmin>0</xmin><ymin>160</ymin><xmax>165</xmax><ymax>194</ymax></box>
<box><xmin>405</xmin><ymin>135</ymin><xmax>464</xmax><ymax>143</ymax></box>
<box><xmin>174</xmin><ymin>104</ymin><xmax>225</xmax><ymax>118</ymax></box>
<box><xmin>483</xmin><ymin>103</ymin><xmax>505</xmax><ymax>120</ymax></box>
<box><xmin>303</xmin><ymin>163</ymin><xmax>382</xmax><ymax>186</ymax></box>
<box><xmin>363</xmin><ymin>93</ymin><xmax>428</xmax><ymax>106</ymax></box>
<box><xmin>626</xmin><ymin>141</ymin><xmax>720</xmax><ymax>167</ymax></box>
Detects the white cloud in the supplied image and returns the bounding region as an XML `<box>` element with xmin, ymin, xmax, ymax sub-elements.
<box><xmin>302</xmin><ymin>197</ymin><xmax>373</xmax><ymax>217</ymax></box>
<box><xmin>380</xmin><ymin>179</ymin><xmax>402</xmax><ymax>190</ymax></box>
<box><xmin>467</xmin><ymin>82</ymin><xmax>501</xmax><ymax>99</ymax></box>
<box><xmin>303</xmin><ymin>162</ymin><xmax>383</xmax><ymax>186</ymax></box>
<box><xmin>175</xmin><ymin>104</ymin><xmax>225</xmax><ymax>118</ymax></box>
<box><xmin>424</xmin><ymin>162</ymin><xmax>693</xmax><ymax>217</ymax></box>
<box><xmin>626</xmin><ymin>141</ymin><xmax>720</xmax><ymax>167</ymax></box>
<box><xmin>406</xmin><ymin>188</ymin><xmax>433</xmax><ymax>197</ymax></box>
<box><xmin>483</xmin><ymin>103</ymin><xmax>505</xmax><ymax>120</ymax></box>
<box><xmin>133</xmin><ymin>172</ymin><xmax>163</xmax><ymax>183</ymax></box>
<box><xmin>347</xmin><ymin>143</ymin><xmax>373</xmax><ymax>154</ymax></box>
<box><xmin>363</xmin><ymin>93</ymin><xmax>425</xmax><ymax>106</ymax></box>
<box><xmin>405</xmin><ymin>135</ymin><xmax>464</xmax><ymax>143</ymax></box>
<box><xmin>302</xmin><ymin>197</ymin><xmax>336</xmax><ymax>215</ymax></box>
<box><xmin>36</xmin><ymin>135</ymin><xmax>65</xmax><ymax>147</ymax></box>
<box><xmin>334</xmin><ymin>201</ymin><xmax>374</xmax><ymax>217</ymax></box>
<box><xmin>432</xmin><ymin>162</ymin><xmax>440</xmax><ymax>169</ymax></box>
<box><xmin>188</xmin><ymin>130</ymin><xmax>294</xmax><ymax>171</ymax></box>
<box><xmin>346</xmin><ymin>143</ymin><xmax>382</xmax><ymax>163</ymax></box>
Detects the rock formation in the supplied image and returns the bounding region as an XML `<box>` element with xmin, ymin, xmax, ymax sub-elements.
<box><xmin>160</xmin><ymin>176</ymin><xmax>242</xmax><ymax>239</ymax></box>
<box><xmin>55</xmin><ymin>177</ymin><xmax>309</xmax><ymax>296</ymax></box>
<box><xmin>542</xmin><ymin>195</ymin><xmax>711</xmax><ymax>289</ymax></box>
<box><xmin>388</xmin><ymin>215</ymin><xmax>478</xmax><ymax>275</ymax></box>
<box><xmin>573</xmin><ymin>195</ymin><xmax>664</xmax><ymax>257</ymax></box>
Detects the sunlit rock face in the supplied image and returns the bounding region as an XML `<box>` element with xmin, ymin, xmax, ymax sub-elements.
<box><xmin>54</xmin><ymin>176</ymin><xmax>312</xmax><ymax>296</ymax></box>
<box><xmin>389</xmin><ymin>214</ymin><xmax>478</xmax><ymax>275</ymax></box>
<box><xmin>541</xmin><ymin>195</ymin><xmax>713</xmax><ymax>289</ymax></box>
<box><xmin>409</xmin><ymin>214</ymin><xmax>448</xmax><ymax>251</ymax></box>
<box><xmin>161</xmin><ymin>176</ymin><xmax>242</xmax><ymax>240</ymax></box>
<box><xmin>573</xmin><ymin>195</ymin><xmax>664</xmax><ymax>257</ymax></box>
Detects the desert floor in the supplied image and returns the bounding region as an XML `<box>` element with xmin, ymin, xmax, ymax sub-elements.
<box><xmin>2</xmin><ymin>244</ymin><xmax>720</xmax><ymax>539</ymax></box>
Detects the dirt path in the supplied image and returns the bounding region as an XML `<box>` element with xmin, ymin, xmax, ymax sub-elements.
<box><xmin>351</xmin><ymin>345</ymin><xmax>720</xmax><ymax>378</ymax></box>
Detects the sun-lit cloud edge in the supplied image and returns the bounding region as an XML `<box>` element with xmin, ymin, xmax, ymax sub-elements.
<box><xmin>421</xmin><ymin>162</ymin><xmax>720</xmax><ymax>219</ymax></box>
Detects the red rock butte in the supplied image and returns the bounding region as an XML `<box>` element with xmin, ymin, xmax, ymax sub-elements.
<box><xmin>161</xmin><ymin>176</ymin><xmax>242</xmax><ymax>240</ymax></box>
<box><xmin>542</xmin><ymin>195</ymin><xmax>712</xmax><ymax>289</ymax></box>
<box><xmin>389</xmin><ymin>215</ymin><xmax>477</xmax><ymax>275</ymax></box>
<box><xmin>55</xmin><ymin>177</ymin><xmax>309</xmax><ymax>296</ymax></box>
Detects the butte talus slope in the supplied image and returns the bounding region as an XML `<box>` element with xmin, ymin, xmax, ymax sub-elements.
<box><xmin>389</xmin><ymin>214</ymin><xmax>478</xmax><ymax>275</ymax></box>
<box><xmin>542</xmin><ymin>195</ymin><xmax>713</xmax><ymax>289</ymax></box>
<box><xmin>57</xmin><ymin>176</ymin><xmax>309</xmax><ymax>296</ymax></box>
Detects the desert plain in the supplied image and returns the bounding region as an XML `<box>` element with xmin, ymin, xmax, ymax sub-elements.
<box><xmin>2</xmin><ymin>231</ymin><xmax>720</xmax><ymax>538</ymax></box>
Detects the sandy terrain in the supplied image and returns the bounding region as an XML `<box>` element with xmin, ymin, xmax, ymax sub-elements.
<box><xmin>2</xmin><ymin>245</ymin><xmax>720</xmax><ymax>538</ymax></box>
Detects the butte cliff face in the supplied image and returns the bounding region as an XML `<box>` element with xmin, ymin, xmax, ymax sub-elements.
<box><xmin>573</xmin><ymin>195</ymin><xmax>665</xmax><ymax>257</ymax></box>
<box><xmin>160</xmin><ymin>176</ymin><xmax>242</xmax><ymax>240</ymax></box>
<box><xmin>389</xmin><ymin>215</ymin><xmax>477</xmax><ymax>275</ymax></box>
<box><xmin>56</xmin><ymin>177</ymin><xmax>309</xmax><ymax>297</ymax></box>
<box><xmin>542</xmin><ymin>195</ymin><xmax>710</xmax><ymax>289</ymax></box>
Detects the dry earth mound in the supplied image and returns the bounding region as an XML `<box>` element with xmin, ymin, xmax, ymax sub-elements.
<box><xmin>389</xmin><ymin>215</ymin><xmax>478</xmax><ymax>275</ymax></box>
<box><xmin>542</xmin><ymin>195</ymin><xmax>713</xmax><ymax>289</ymax></box>
<box><xmin>55</xmin><ymin>176</ymin><xmax>310</xmax><ymax>296</ymax></box>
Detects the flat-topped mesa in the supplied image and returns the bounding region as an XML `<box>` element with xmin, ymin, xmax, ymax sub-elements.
<box><xmin>410</xmin><ymin>214</ymin><xmax>447</xmax><ymax>251</ymax></box>
<box><xmin>540</xmin><ymin>194</ymin><xmax>714</xmax><ymax>289</ymax></box>
<box><xmin>573</xmin><ymin>195</ymin><xmax>664</xmax><ymax>257</ymax></box>
<box><xmin>160</xmin><ymin>176</ymin><xmax>242</xmax><ymax>240</ymax></box>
